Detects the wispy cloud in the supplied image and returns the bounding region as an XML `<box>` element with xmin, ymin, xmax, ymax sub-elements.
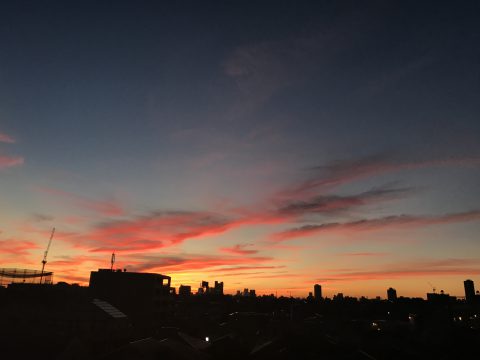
<box><xmin>271</xmin><ymin>210</ymin><xmax>480</xmax><ymax>242</ymax></box>
<box><xmin>0</xmin><ymin>154</ymin><xmax>24</xmax><ymax>169</ymax></box>
<box><xmin>338</xmin><ymin>252</ymin><xmax>390</xmax><ymax>257</ymax></box>
<box><xmin>0</xmin><ymin>132</ymin><xmax>15</xmax><ymax>143</ymax></box>
<box><xmin>36</xmin><ymin>187</ymin><xmax>124</xmax><ymax>216</ymax></box>
<box><xmin>277</xmin><ymin>185</ymin><xmax>414</xmax><ymax>216</ymax></box>
<box><xmin>219</xmin><ymin>243</ymin><xmax>258</xmax><ymax>255</ymax></box>
<box><xmin>126</xmin><ymin>253</ymin><xmax>275</xmax><ymax>273</ymax></box>
<box><xmin>318</xmin><ymin>258</ymin><xmax>480</xmax><ymax>282</ymax></box>
<box><xmin>279</xmin><ymin>154</ymin><xmax>480</xmax><ymax>199</ymax></box>
<box><xmin>0</xmin><ymin>239</ymin><xmax>39</xmax><ymax>256</ymax></box>
<box><xmin>64</xmin><ymin>153</ymin><xmax>479</xmax><ymax>254</ymax></box>
<box><xmin>223</xmin><ymin>24</ymin><xmax>361</xmax><ymax>118</ymax></box>
<box><xmin>31</xmin><ymin>213</ymin><xmax>54</xmax><ymax>222</ymax></box>
<box><xmin>73</xmin><ymin>211</ymin><xmax>235</xmax><ymax>253</ymax></box>
<box><xmin>210</xmin><ymin>265</ymin><xmax>284</xmax><ymax>273</ymax></box>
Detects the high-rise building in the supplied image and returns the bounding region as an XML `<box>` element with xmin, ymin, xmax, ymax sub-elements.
<box><xmin>214</xmin><ymin>281</ymin><xmax>224</xmax><ymax>295</ymax></box>
<box><xmin>464</xmin><ymin>279</ymin><xmax>475</xmax><ymax>303</ymax></box>
<box><xmin>179</xmin><ymin>285</ymin><xmax>191</xmax><ymax>297</ymax></box>
<box><xmin>387</xmin><ymin>287</ymin><xmax>397</xmax><ymax>301</ymax></box>
<box><xmin>314</xmin><ymin>284</ymin><xmax>322</xmax><ymax>299</ymax></box>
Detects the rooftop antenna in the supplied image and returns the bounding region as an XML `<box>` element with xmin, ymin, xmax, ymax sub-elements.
<box><xmin>428</xmin><ymin>282</ymin><xmax>436</xmax><ymax>294</ymax></box>
<box><xmin>110</xmin><ymin>252</ymin><xmax>115</xmax><ymax>271</ymax></box>
<box><xmin>40</xmin><ymin>227</ymin><xmax>55</xmax><ymax>284</ymax></box>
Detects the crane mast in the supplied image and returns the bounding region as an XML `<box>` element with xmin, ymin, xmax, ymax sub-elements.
<box><xmin>39</xmin><ymin>227</ymin><xmax>55</xmax><ymax>284</ymax></box>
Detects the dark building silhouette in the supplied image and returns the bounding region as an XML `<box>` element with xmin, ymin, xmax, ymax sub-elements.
<box><xmin>314</xmin><ymin>284</ymin><xmax>322</xmax><ymax>299</ymax></box>
<box><xmin>427</xmin><ymin>290</ymin><xmax>456</xmax><ymax>304</ymax></box>
<box><xmin>196</xmin><ymin>280</ymin><xmax>224</xmax><ymax>295</ymax></box>
<box><xmin>179</xmin><ymin>285</ymin><xmax>191</xmax><ymax>296</ymax></box>
<box><xmin>199</xmin><ymin>280</ymin><xmax>209</xmax><ymax>294</ymax></box>
<box><xmin>387</xmin><ymin>287</ymin><xmax>397</xmax><ymax>301</ymax></box>
<box><xmin>89</xmin><ymin>269</ymin><xmax>171</xmax><ymax>318</ymax></box>
<box><xmin>464</xmin><ymin>279</ymin><xmax>475</xmax><ymax>303</ymax></box>
<box><xmin>214</xmin><ymin>281</ymin><xmax>224</xmax><ymax>295</ymax></box>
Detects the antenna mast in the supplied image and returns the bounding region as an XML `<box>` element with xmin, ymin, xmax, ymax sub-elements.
<box><xmin>110</xmin><ymin>252</ymin><xmax>115</xmax><ymax>271</ymax></box>
<box><xmin>40</xmin><ymin>227</ymin><xmax>55</xmax><ymax>284</ymax></box>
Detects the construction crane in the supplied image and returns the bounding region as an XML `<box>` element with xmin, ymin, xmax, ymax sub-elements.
<box><xmin>110</xmin><ymin>252</ymin><xmax>115</xmax><ymax>271</ymax></box>
<box><xmin>39</xmin><ymin>227</ymin><xmax>55</xmax><ymax>284</ymax></box>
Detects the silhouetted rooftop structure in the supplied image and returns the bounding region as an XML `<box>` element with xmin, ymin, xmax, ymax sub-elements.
<box><xmin>426</xmin><ymin>290</ymin><xmax>456</xmax><ymax>304</ymax></box>
<box><xmin>0</xmin><ymin>268</ymin><xmax>53</xmax><ymax>286</ymax></box>
<box><xmin>179</xmin><ymin>285</ymin><xmax>192</xmax><ymax>297</ymax></box>
<box><xmin>89</xmin><ymin>269</ymin><xmax>171</xmax><ymax>323</ymax></box>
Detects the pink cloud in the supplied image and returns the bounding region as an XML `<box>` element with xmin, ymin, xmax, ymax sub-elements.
<box><xmin>70</xmin><ymin>209</ymin><xmax>292</xmax><ymax>253</ymax></box>
<box><xmin>67</xmin><ymin>211</ymin><xmax>234</xmax><ymax>253</ymax></box>
<box><xmin>0</xmin><ymin>239</ymin><xmax>39</xmax><ymax>256</ymax></box>
<box><xmin>36</xmin><ymin>187</ymin><xmax>124</xmax><ymax>216</ymax></box>
<box><xmin>128</xmin><ymin>254</ymin><xmax>275</xmax><ymax>273</ymax></box>
<box><xmin>338</xmin><ymin>252</ymin><xmax>390</xmax><ymax>257</ymax></box>
<box><xmin>48</xmin><ymin>254</ymin><xmax>108</xmax><ymax>268</ymax></box>
<box><xmin>0</xmin><ymin>132</ymin><xmax>15</xmax><ymax>143</ymax></box>
<box><xmin>0</xmin><ymin>155</ymin><xmax>24</xmax><ymax>169</ymax></box>
<box><xmin>63</xmin><ymin>154</ymin><xmax>477</xmax><ymax>254</ymax></box>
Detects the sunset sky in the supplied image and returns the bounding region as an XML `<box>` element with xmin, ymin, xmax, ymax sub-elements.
<box><xmin>1</xmin><ymin>1</ymin><xmax>479</xmax><ymax>298</ymax></box>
